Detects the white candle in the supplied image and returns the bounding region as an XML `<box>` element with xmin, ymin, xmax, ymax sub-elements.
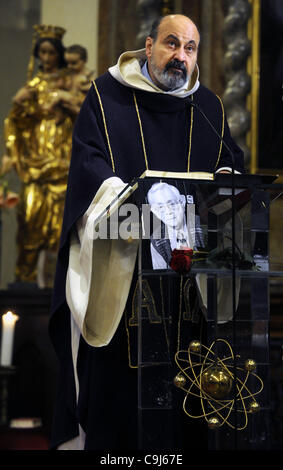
<box><xmin>0</xmin><ymin>311</ymin><xmax>19</xmax><ymax>366</ymax></box>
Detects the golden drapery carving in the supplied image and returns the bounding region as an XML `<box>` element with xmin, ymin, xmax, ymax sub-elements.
<box><xmin>1</xmin><ymin>22</ymin><xmax>95</xmax><ymax>286</ymax></box>
<box><xmin>4</xmin><ymin>68</ymin><xmax>74</xmax><ymax>284</ymax></box>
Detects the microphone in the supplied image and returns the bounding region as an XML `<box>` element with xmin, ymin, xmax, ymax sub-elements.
<box><xmin>188</xmin><ymin>96</ymin><xmax>239</xmax><ymax>433</ymax></box>
<box><xmin>186</xmin><ymin>97</ymin><xmax>237</xmax><ymax>260</ymax></box>
<box><xmin>187</xmin><ymin>97</ymin><xmax>236</xmax><ymax>173</ymax></box>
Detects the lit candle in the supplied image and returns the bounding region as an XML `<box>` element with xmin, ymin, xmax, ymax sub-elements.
<box><xmin>0</xmin><ymin>311</ymin><xmax>19</xmax><ymax>366</ymax></box>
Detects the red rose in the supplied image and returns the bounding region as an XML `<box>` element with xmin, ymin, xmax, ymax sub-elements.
<box><xmin>170</xmin><ymin>248</ymin><xmax>193</xmax><ymax>274</ymax></box>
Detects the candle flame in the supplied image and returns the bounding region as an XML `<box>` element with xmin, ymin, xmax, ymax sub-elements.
<box><xmin>2</xmin><ymin>311</ymin><xmax>19</xmax><ymax>324</ymax></box>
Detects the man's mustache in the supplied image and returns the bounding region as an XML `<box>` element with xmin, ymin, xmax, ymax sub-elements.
<box><xmin>165</xmin><ymin>59</ymin><xmax>187</xmax><ymax>76</ymax></box>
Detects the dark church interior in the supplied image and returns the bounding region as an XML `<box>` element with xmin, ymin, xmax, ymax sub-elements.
<box><xmin>0</xmin><ymin>0</ymin><xmax>283</xmax><ymax>454</ymax></box>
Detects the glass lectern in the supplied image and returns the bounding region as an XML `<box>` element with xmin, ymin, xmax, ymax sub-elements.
<box><xmin>126</xmin><ymin>172</ymin><xmax>282</xmax><ymax>451</ymax></box>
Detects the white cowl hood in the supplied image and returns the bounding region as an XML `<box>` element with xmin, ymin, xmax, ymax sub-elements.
<box><xmin>109</xmin><ymin>48</ymin><xmax>200</xmax><ymax>98</ymax></box>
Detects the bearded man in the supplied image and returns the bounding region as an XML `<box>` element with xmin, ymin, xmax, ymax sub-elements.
<box><xmin>49</xmin><ymin>14</ymin><xmax>244</xmax><ymax>450</ymax></box>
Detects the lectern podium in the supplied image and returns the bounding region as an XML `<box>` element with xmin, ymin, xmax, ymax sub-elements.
<box><xmin>116</xmin><ymin>171</ymin><xmax>280</xmax><ymax>452</ymax></box>
<box><xmin>98</xmin><ymin>171</ymin><xmax>281</xmax><ymax>450</ymax></box>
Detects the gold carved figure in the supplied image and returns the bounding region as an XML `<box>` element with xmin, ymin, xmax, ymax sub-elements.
<box><xmin>1</xmin><ymin>25</ymin><xmax>89</xmax><ymax>286</ymax></box>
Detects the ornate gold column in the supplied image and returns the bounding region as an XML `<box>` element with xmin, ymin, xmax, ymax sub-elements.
<box><xmin>222</xmin><ymin>0</ymin><xmax>252</xmax><ymax>165</ymax></box>
<box><xmin>136</xmin><ymin>0</ymin><xmax>176</xmax><ymax>48</ymax></box>
<box><xmin>136</xmin><ymin>0</ymin><xmax>162</xmax><ymax>48</ymax></box>
<box><xmin>246</xmin><ymin>0</ymin><xmax>261</xmax><ymax>174</ymax></box>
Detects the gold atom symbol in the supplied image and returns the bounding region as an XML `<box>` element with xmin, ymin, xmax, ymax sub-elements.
<box><xmin>174</xmin><ymin>338</ymin><xmax>264</xmax><ymax>430</ymax></box>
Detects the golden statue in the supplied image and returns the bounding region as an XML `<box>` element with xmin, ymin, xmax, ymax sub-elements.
<box><xmin>44</xmin><ymin>44</ymin><xmax>95</xmax><ymax>115</ymax></box>
<box><xmin>1</xmin><ymin>25</ymin><xmax>80</xmax><ymax>286</ymax></box>
<box><xmin>65</xmin><ymin>44</ymin><xmax>95</xmax><ymax>94</ymax></box>
<box><xmin>40</xmin><ymin>44</ymin><xmax>95</xmax><ymax>117</ymax></box>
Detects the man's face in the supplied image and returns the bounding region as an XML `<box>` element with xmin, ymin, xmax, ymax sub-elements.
<box><xmin>145</xmin><ymin>15</ymin><xmax>200</xmax><ymax>91</ymax></box>
<box><xmin>65</xmin><ymin>52</ymin><xmax>85</xmax><ymax>73</ymax></box>
<box><xmin>149</xmin><ymin>187</ymin><xmax>185</xmax><ymax>229</ymax></box>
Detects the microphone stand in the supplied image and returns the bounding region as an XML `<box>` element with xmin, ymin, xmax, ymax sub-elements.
<box><xmin>188</xmin><ymin>99</ymin><xmax>238</xmax><ymax>442</ymax></box>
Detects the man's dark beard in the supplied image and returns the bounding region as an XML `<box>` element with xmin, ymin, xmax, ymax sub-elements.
<box><xmin>165</xmin><ymin>59</ymin><xmax>187</xmax><ymax>79</ymax></box>
<box><xmin>149</xmin><ymin>56</ymin><xmax>188</xmax><ymax>91</ymax></box>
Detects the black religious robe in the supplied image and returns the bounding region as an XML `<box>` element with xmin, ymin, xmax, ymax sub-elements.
<box><xmin>49</xmin><ymin>72</ymin><xmax>245</xmax><ymax>450</ymax></box>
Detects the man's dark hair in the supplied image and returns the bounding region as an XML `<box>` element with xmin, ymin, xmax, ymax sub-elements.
<box><xmin>149</xmin><ymin>17</ymin><xmax>163</xmax><ymax>41</ymax></box>
<box><xmin>149</xmin><ymin>15</ymin><xmax>201</xmax><ymax>42</ymax></box>
<box><xmin>65</xmin><ymin>44</ymin><xmax>88</xmax><ymax>62</ymax></box>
